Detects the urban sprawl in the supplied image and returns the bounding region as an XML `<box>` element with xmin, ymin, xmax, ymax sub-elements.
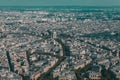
<box><xmin>0</xmin><ymin>7</ymin><xmax>120</xmax><ymax>80</ymax></box>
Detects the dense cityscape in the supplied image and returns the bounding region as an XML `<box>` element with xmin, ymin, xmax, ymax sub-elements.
<box><xmin>0</xmin><ymin>7</ymin><xmax>120</xmax><ymax>80</ymax></box>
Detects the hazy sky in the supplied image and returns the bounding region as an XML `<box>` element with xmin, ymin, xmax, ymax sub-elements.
<box><xmin>0</xmin><ymin>0</ymin><xmax>120</xmax><ymax>6</ymax></box>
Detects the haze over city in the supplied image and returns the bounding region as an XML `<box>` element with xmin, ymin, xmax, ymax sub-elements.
<box><xmin>0</xmin><ymin>0</ymin><xmax>120</xmax><ymax>6</ymax></box>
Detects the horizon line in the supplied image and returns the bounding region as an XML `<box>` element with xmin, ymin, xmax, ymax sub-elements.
<box><xmin>0</xmin><ymin>5</ymin><xmax>120</xmax><ymax>7</ymax></box>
